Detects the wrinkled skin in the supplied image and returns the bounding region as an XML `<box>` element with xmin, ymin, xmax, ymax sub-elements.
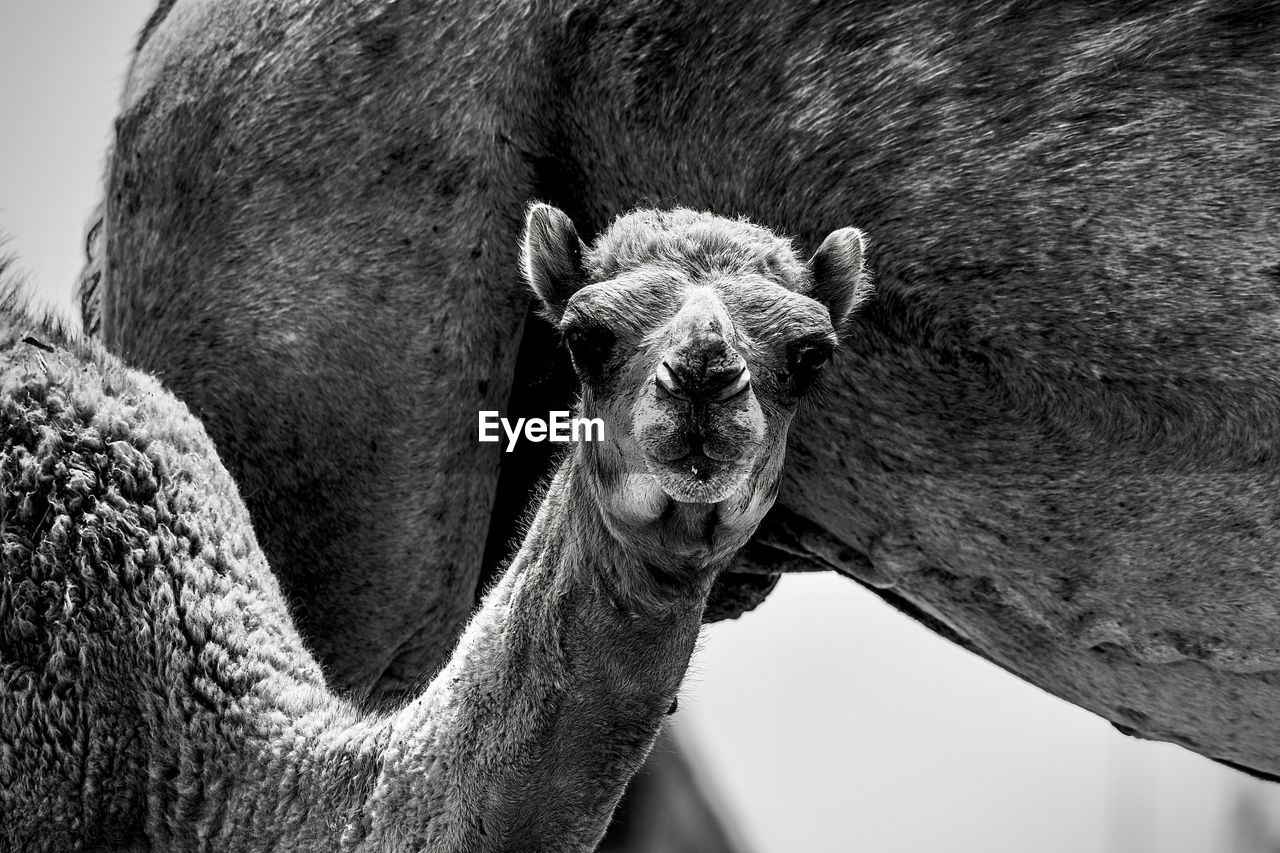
<box><xmin>90</xmin><ymin>0</ymin><xmax>1280</xmax><ymax>779</ymax></box>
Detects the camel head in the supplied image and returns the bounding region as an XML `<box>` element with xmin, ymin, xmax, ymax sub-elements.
<box><xmin>522</xmin><ymin>205</ymin><xmax>869</xmax><ymax>548</ymax></box>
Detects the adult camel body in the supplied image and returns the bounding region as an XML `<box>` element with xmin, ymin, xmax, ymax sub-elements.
<box><xmin>88</xmin><ymin>0</ymin><xmax>1280</xmax><ymax>780</ymax></box>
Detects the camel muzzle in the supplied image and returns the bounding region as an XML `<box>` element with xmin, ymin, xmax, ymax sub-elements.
<box><xmin>655</xmin><ymin>348</ymin><xmax>750</xmax><ymax>403</ymax></box>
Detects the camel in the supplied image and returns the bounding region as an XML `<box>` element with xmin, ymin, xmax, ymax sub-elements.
<box><xmin>1</xmin><ymin>205</ymin><xmax>867</xmax><ymax>850</ymax></box>
<box><xmin>85</xmin><ymin>0</ymin><xmax>1280</xmax><ymax>784</ymax></box>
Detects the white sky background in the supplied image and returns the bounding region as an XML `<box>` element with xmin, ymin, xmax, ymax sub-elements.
<box><xmin>2</xmin><ymin>5</ymin><xmax>1276</xmax><ymax>852</ymax></box>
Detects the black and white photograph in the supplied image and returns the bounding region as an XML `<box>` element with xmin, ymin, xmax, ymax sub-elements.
<box><xmin>2</xmin><ymin>3</ymin><xmax>1280</xmax><ymax>851</ymax></box>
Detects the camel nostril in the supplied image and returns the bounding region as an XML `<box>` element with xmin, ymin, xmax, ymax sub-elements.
<box><xmin>709</xmin><ymin>365</ymin><xmax>750</xmax><ymax>402</ymax></box>
<box><xmin>658</xmin><ymin>354</ymin><xmax>749</xmax><ymax>404</ymax></box>
<box><xmin>655</xmin><ymin>361</ymin><xmax>688</xmax><ymax>399</ymax></box>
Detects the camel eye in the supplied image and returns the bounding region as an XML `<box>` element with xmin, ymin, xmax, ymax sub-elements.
<box><xmin>784</xmin><ymin>337</ymin><xmax>834</xmax><ymax>394</ymax></box>
<box><xmin>790</xmin><ymin>344</ymin><xmax>830</xmax><ymax>372</ymax></box>
<box><xmin>563</xmin><ymin>322</ymin><xmax>616</xmax><ymax>383</ymax></box>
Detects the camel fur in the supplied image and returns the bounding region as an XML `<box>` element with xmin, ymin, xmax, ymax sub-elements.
<box><xmin>83</xmin><ymin>0</ymin><xmax>1280</xmax><ymax>779</ymax></box>
<box><xmin>2</xmin><ymin>205</ymin><xmax>865</xmax><ymax>850</ymax></box>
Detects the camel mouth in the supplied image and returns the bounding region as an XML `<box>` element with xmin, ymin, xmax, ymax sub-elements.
<box><xmin>657</xmin><ymin>451</ymin><xmax>726</xmax><ymax>478</ymax></box>
<box><xmin>631</xmin><ymin>377</ymin><xmax>767</xmax><ymax>503</ymax></box>
<box><xmin>643</xmin><ymin>434</ymin><xmax>748</xmax><ymax>466</ymax></box>
<box><xmin>644</xmin><ymin>451</ymin><xmax>750</xmax><ymax>504</ymax></box>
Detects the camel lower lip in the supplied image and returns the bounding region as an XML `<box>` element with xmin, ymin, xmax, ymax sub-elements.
<box><xmin>645</xmin><ymin>452</ymin><xmax>752</xmax><ymax>505</ymax></box>
<box><xmin>652</xmin><ymin>453</ymin><xmax>725</xmax><ymax>480</ymax></box>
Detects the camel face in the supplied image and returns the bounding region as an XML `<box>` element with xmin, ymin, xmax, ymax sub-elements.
<box><xmin>523</xmin><ymin>205</ymin><xmax>869</xmax><ymax>513</ymax></box>
<box><xmin>633</xmin><ymin>283</ymin><xmax>775</xmax><ymax>503</ymax></box>
<box><xmin>574</xmin><ymin>268</ymin><xmax>832</xmax><ymax>507</ymax></box>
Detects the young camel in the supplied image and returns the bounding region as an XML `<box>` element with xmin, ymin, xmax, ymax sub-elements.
<box><xmin>0</xmin><ymin>206</ymin><xmax>867</xmax><ymax>851</ymax></box>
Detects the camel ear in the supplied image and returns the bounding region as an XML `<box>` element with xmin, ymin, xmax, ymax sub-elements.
<box><xmin>521</xmin><ymin>203</ymin><xmax>588</xmax><ymax>323</ymax></box>
<box><xmin>806</xmin><ymin>227</ymin><xmax>872</xmax><ymax>331</ymax></box>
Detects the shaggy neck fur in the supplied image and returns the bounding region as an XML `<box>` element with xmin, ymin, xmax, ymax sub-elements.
<box><xmin>0</xmin><ymin>310</ymin><xmax>754</xmax><ymax>853</ymax></box>
<box><xmin>143</xmin><ymin>446</ymin><xmax>730</xmax><ymax>852</ymax></box>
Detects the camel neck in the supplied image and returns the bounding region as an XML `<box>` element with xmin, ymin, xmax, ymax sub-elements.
<box><xmin>355</xmin><ymin>450</ymin><xmax>722</xmax><ymax>851</ymax></box>
<box><xmin>141</xmin><ymin>448</ymin><xmax>735</xmax><ymax>852</ymax></box>
<box><xmin>523</xmin><ymin>447</ymin><xmax>737</xmax><ymax>613</ymax></box>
